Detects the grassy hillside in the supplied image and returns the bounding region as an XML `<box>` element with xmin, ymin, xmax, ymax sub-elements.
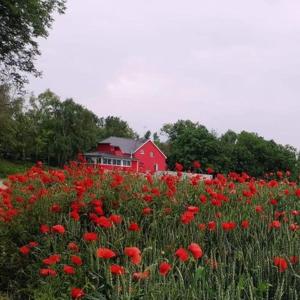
<box><xmin>0</xmin><ymin>159</ymin><xmax>33</xmax><ymax>178</ymax></box>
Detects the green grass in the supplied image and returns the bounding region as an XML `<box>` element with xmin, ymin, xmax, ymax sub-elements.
<box><xmin>0</xmin><ymin>159</ymin><xmax>34</xmax><ymax>178</ymax></box>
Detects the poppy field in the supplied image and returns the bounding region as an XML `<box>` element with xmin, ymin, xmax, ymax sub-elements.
<box><xmin>0</xmin><ymin>162</ymin><xmax>299</xmax><ymax>299</ymax></box>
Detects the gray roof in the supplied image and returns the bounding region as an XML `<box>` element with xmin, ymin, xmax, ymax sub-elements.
<box><xmin>99</xmin><ymin>136</ymin><xmax>146</xmax><ymax>154</ymax></box>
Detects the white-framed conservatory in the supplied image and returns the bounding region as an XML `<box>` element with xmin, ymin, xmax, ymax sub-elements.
<box><xmin>84</xmin><ymin>152</ymin><xmax>132</xmax><ymax>167</ymax></box>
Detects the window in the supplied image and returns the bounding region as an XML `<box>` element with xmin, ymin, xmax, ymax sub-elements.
<box><xmin>116</xmin><ymin>160</ymin><xmax>121</xmax><ymax>166</ymax></box>
<box><xmin>103</xmin><ymin>158</ymin><xmax>108</xmax><ymax>164</ymax></box>
<box><xmin>122</xmin><ymin>160</ymin><xmax>131</xmax><ymax>166</ymax></box>
<box><xmin>113</xmin><ymin>159</ymin><xmax>117</xmax><ymax>165</ymax></box>
<box><xmin>150</xmin><ymin>151</ymin><xmax>154</xmax><ymax>158</ymax></box>
<box><xmin>107</xmin><ymin>159</ymin><xmax>112</xmax><ymax>165</ymax></box>
<box><xmin>140</xmin><ymin>149</ymin><xmax>144</xmax><ymax>155</ymax></box>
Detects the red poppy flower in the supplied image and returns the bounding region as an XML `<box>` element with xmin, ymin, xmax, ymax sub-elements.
<box><xmin>124</xmin><ymin>247</ymin><xmax>141</xmax><ymax>257</ymax></box>
<box><xmin>142</xmin><ymin>207</ymin><xmax>152</xmax><ymax>215</ymax></box>
<box><xmin>50</xmin><ymin>204</ymin><xmax>61</xmax><ymax>213</ymax></box>
<box><xmin>175</xmin><ymin>163</ymin><xmax>183</xmax><ymax>171</ymax></box>
<box><xmin>255</xmin><ymin>206</ymin><xmax>263</xmax><ymax>213</ymax></box>
<box><xmin>151</xmin><ymin>188</ymin><xmax>160</xmax><ymax>196</ymax></box>
<box><xmin>94</xmin><ymin>206</ymin><xmax>104</xmax><ymax>215</ymax></box>
<box><xmin>71</xmin><ymin>255</ymin><xmax>83</xmax><ymax>266</ymax></box>
<box><xmin>43</xmin><ymin>254</ymin><xmax>61</xmax><ymax>265</ymax></box>
<box><xmin>71</xmin><ymin>287</ymin><xmax>85</xmax><ymax>299</ymax></box>
<box><xmin>52</xmin><ymin>224</ymin><xmax>65</xmax><ymax>234</ymax></box>
<box><xmin>124</xmin><ymin>247</ymin><xmax>142</xmax><ymax>264</ymax></box>
<box><xmin>295</xmin><ymin>189</ymin><xmax>300</xmax><ymax>198</ymax></box>
<box><xmin>68</xmin><ymin>242</ymin><xmax>79</xmax><ymax>252</ymax></box>
<box><xmin>289</xmin><ymin>223</ymin><xmax>299</xmax><ymax>231</ymax></box>
<box><xmin>188</xmin><ymin>243</ymin><xmax>203</xmax><ymax>259</ymax></box>
<box><xmin>131</xmin><ymin>254</ymin><xmax>142</xmax><ymax>264</ymax></box>
<box><xmin>199</xmin><ymin>195</ymin><xmax>207</xmax><ymax>204</ymax></box>
<box><xmin>109</xmin><ymin>214</ymin><xmax>122</xmax><ymax>224</ymax></box>
<box><xmin>27</xmin><ymin>241</ymin><xmax>39</xmax><ymax>248</ymax></box>
<box><xmin>193</xmin><ymin>161</ymin><xmax>201</xmax><ymax>169</ymax></box>
<box><xmin>110</xmin><ymin>264</ymin><xmax>125</xmax><ymax>275</ymax></box>
<box><xmin>175</xmin><ymin>248</ymin><xmax>189</xmax><ymax>262</ymax></box>
<box><xmin>187</xmin><ymin>206</ymin><xmax>199</xmax><ymax>213</ymax></box>
<box><xmin>96</xmin><ymin>216</ymin><xmax>113</xmax><ymax>228</ymax></box>
<box><xmin>19</xmin><ymin>245</ymin><xmax>30</xmax><ymax>255</ymax></box>
<box><xmin>40</xmin><ymin>224</ymin><xmax>50</xmax><ymax>234</ymax></box>
<box><xmin>207</xmin><ymin>167</ymin><xmax>214</xmax><ymax>174</ymax></box>
<box><xmin>273</xmin><ymin>257</ymin><xmax>288</xmax><ymax>272</ymax></box>
<box><xmin>181</xmin><ymin>211</ymin><xmax>195</xmax><ymax>224</ymax></box>
<box><xmin>268</xmin><ymin>180</ymin><xmax>278</xmax><ymax>188</ymax></box>
<box><xmin>269</xmin><ymin>199</ymin><xmax>278</xmax><ymax>206</ymax></box>
<box><xmin>241</xmin><ymin>220</ymin><xmax>250</xmax><ymax>229</ymax></box>
<box><xmin>64</xmin><ymin>265</ymin><xmax>76</xmax><ymax>275</ymax></box>
<box><xmin>39</xmin><ymin>268</ymin><xmax>57</xmax><ymax>277</ymax></box>
<box><xmin>269</xmin><ymin>220</ymin><xmax>281</xmax><ymax>229</ymax></box>
<box><xmin>83</xmin><ymin>232</ymin><xmax>97</xmax><ymax>242</ymax></box>
<box><xmin>198</xmin><ymin>223</ymin><xmax>206</xmax><ymax>231</ymax></box>
<box><xmin>207</xmin><ymin>221</ymin><xmax>216</xmax><ymax>231</ymax></box>
<box><xmin>289</xmin><ymin>256</ymin><xmax>299</xmax><ymax>265</ymax></box>
<box><xmin>128</xmin><ymin>222</ymin><xmax>141</xmax><ymax>231</ymax></box>
<box><xmin>143</xmin><ymin>194</ymin><xmax>153</xmax><ymax>202</ymax></box>
<box><xmin>159</xmin><ymin>262</ymin><xmax>172</xmax><ymax>276</ymax></box>
<box><xmin>222</xmin><ymin>222</ymin><xmax>236</xmax><ymax>231</ymax></box>
<box><xmin>133</xmin><ymin>270</ymin><xmax>150</xmax><ymax>280</ymax></box>
<box><xmin>97</xmin><ymin>248</ymin><xmax>117</xmax><ymax>259</ymax></box>
<box><xmin>70</xmin><ymin>210</ymin><xmax>80</xmax><ymax>221</ymax></box>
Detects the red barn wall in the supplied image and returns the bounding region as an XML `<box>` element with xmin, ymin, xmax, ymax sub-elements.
<box><xmin>133</xmin><ymin>141</ymin><xmax>166</xmax><ymax>173</ymax></box>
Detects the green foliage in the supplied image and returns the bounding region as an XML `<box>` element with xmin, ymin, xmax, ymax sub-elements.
<box><xmin>144</xmin><ymin>130</ymin><xmax>151</xmax><ymax>140</ymax></box>
<box><xmin>162</xmin><ymin>120</ymin><xmax>299</xmax><ymax>178</ymax></box>
<box><xmin>0</xmin><ymin>0</ymin><xmax>66</xmax><ymax>89</ymax></box>
<box><xmin>0</xmin><ymin>159</ymin><xmax>33</xmax><ymax>178</ymax></box>
<box><xmin>0</xmin><ymin>87</ymin><xmax>138</xmax><ymax>167</ymax></box>
<box><xmin>161</xmin><ymin>120</ymin><xmax>223</xmax><ymax>171</ymax></box>
<box><xmin>98</xmin><ymin>116</ymin><xmax>138</xmax><ymax>140</ymax></box>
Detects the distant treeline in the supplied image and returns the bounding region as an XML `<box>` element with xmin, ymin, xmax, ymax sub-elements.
<box><xmin>0</xmin><ymin>85</ymin><xmax>299</xmax><ymax>178</ymax></box>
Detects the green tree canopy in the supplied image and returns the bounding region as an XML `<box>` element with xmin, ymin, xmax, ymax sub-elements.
<box><xmin>0</xmin><ymin>0</ymin><xmax>66</xmax><ymax>88</ymax></box>
<box><xmin>161</xmin><ymin>120</ymin><xmax>298</xmax><ymax>177</ymax></box>
<box><xmin>98</xmin><ymin>116</ymin><xmax>138</xmax><ymax>140</ymax></box>
<box><xmin>161</xmin><ymin>120</ymin><xmax>220</xmax><ymax>170</ymax></box>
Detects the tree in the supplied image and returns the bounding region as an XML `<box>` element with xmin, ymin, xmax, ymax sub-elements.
<box><xmin>144</xmin><ymin>130</ymin><xmax>151</xmax><ymax>140</ymax></box>
<box><xmin>231</xmin><ymin>131</ymin><xmax>298</xmax><ymax>177</ymax></box>
<box><xmin>153</xmin><ymin>132</ymin><xmax>160</xmax><ymax>143</ymax></box>
<box><xmin>25</xmin><ymin>90</ymin><xmax>101</xmax><ymax>165</ymax></box>
<box><xmin>98</xmin><ymin>116</ymin><xmax>137</xmax><ymax>140</ymax></box>
<box><xmin>0</xmin><ymin>0</ymin><xmax>66</xmax><ymax>89</ymax></box>
<box><xmin>0</xmin><ymin>85</ymin><xmax>14</xmax><ymax>156</ymax></box>
<box><xmin>161</xmin><ymin>120</ymin><xmax>220</xmax><ymax>171</ymax></box>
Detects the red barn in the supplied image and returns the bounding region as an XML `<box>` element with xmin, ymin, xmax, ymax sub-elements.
<box><xmin>84</xmin><ymin>136</ymin><xmax>167</xmax><ymax>173</ymax></box>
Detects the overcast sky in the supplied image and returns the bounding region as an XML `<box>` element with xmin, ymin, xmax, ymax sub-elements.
<box><xmin>28</xmin><ymin>0</ymin><xmax>300</xmax><ymax>150</ymax></box>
